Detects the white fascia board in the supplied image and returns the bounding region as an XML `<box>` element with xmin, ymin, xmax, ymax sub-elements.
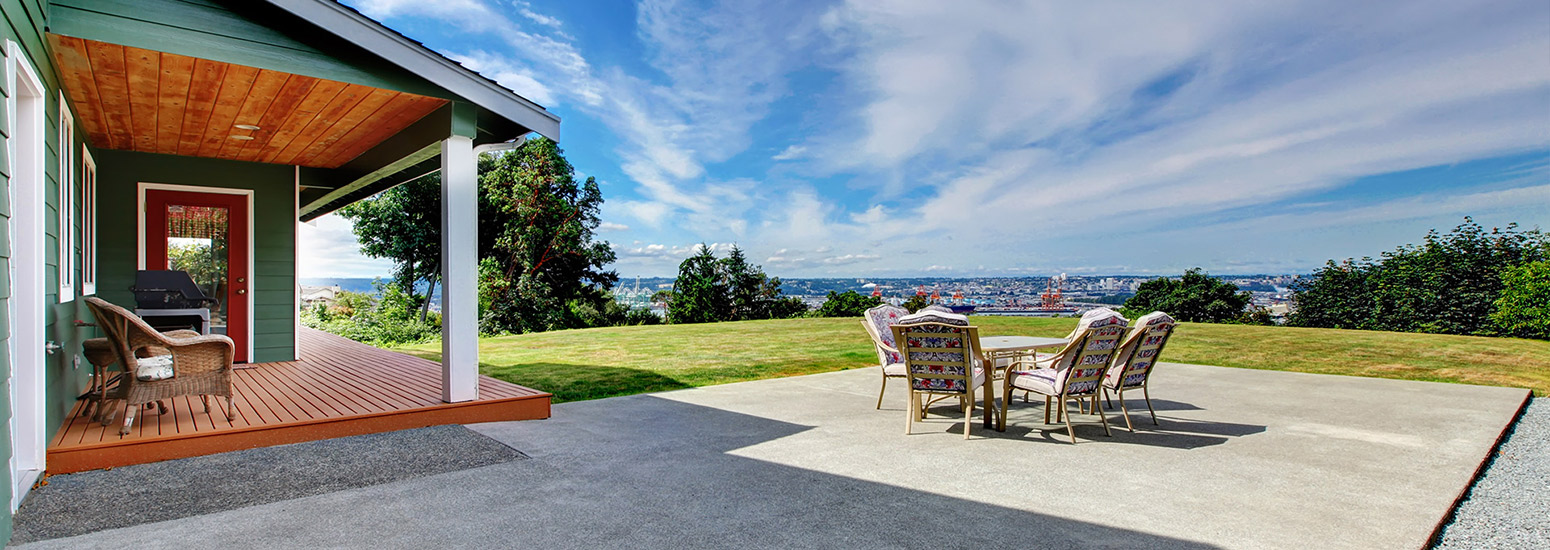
<box><xmin>263</xmin><ymin>0</ymin><xmax>561</xmax><ymax>141</ymax></box>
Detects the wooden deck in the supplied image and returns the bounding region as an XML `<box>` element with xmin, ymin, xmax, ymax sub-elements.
<box><xmin>47</xmin><ymin>328</ymin><xmax>551</xmax><ymax>473</ymax></box>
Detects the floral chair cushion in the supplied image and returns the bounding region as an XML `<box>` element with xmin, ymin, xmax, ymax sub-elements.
<box><xmin>135</xmin><ymin>354</ymin><xmax>176</xmax><ymax>381</ymax></box>
<box><xmin>1105</xmin><ymin>311</ymin><xmax>1176</xmax><ymax>390</ymax></box>
<box><xmin>864</xmin><ymin>304</ymin><xmax>909</xmax><ymax>365</ymax></box>
<box><xmin>920</xmin><ymin>304</ymin><xmax>954</xmax><ymax>314</ymax></box>
<box><xmin>894</xmin><ymin>312</ymin><xmax>981</xmax><ymax>394</ymax></box>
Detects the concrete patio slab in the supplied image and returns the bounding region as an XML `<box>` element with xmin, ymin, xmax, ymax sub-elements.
<box><xmin>16</xmin><ymin>363</ymin><xmax>1527</xmax><ymax>550</ymax></box>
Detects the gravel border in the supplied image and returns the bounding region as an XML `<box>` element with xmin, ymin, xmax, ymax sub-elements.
<box><xmin>10</xmin><ymin>425</ymin><xmax>527</xmax><ymax>544</ymax></box>
<box><xmin>1433</xmin><ymin>397</ymin><xmax>1548</xmax><ymax>549</ymax></box>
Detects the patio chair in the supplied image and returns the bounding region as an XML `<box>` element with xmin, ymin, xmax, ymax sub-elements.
<box><xmin>861</xmin><ymin>304</ymin><xmax>910</xmax><ymax>409</ymax></box>
<box><xmin>999</xmin><ymin>308</ymin><xmax>1129</xmax><ymax>443</ymax></box>
<box><xmin>84</xmin><ymin>297</ymin><xmax>236</xmax><ymax>435</ymax></box>
<box><xmin>1102</xmin><ymin>311</ymin><xmax>1177</xmax><ymax>431</ymax></box>
<box><xmin>891</xmin><ymin>311</ymin><xmax>985</xmax><ymax>439</ymax></box>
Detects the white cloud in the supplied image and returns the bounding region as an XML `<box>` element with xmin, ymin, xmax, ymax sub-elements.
<box><xmin>772</xmin><ymin>145</ymin><xmax>807</xmax><ymax>161</ymax></box>
<box><xmin>598</xmin><ymin>221</ymin><xmax>631</xmax><ymax>232</ymax></box>
<box><xmin>297</xmin><ymin>214</ymin><xmax>396</xmax><ymax>278</ymax></box>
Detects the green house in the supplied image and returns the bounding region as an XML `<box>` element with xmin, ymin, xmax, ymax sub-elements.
<box><xmin>0</xmin><ymin>0</ymin><xmax>558</xmax><ymax>537</ymax></box>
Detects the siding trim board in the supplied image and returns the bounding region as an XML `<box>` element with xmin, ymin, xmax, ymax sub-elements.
<box><xmin>135</xmin><ymin>181</ymin><xmax>256</xmax><ymax>363</ymax></box>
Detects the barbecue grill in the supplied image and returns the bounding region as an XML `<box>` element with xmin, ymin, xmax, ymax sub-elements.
<box><xmin>131</xmin><ymin>270</ymin><xmax>220</xmax><ymax>310</ymax></box>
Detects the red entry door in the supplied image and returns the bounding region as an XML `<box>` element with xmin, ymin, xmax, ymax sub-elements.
<box><xmin>145</xmin><ymin>189</ymin><xmax>250</xmax><ymax>362</ymax></box>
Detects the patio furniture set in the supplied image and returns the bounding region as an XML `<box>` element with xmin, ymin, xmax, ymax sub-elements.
<box><xmin>862</xmin><ymin>304</ymin><xmax>1177</xmax><ymax>442</ymax></box>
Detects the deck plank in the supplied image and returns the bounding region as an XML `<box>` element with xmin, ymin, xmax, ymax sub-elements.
<box><xmin>46</xmin><ymin>328</ymin><xmax>550</xmax><ymax>473</ymax></box>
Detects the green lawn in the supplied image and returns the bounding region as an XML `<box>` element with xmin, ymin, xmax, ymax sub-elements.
<box><xmin>394</xmin><ymin>317</ymin><xmax>1550</xmax><ymax>403</ymax></box>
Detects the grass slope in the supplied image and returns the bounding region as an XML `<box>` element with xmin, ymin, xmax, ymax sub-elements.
<box><xmin>396</xmin><ymin>317</ymin><xmax>1550</xmax><ymax>403</ymax></box>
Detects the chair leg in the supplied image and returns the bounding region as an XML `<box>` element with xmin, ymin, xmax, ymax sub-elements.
<box><xmin>1000</xmin><ymin>380</ymin><xmax>1011</xmax><ymax>430</ymax></box>
<box><xmin>1144</xmin><ymin>386</ymin><xmax>1158</xmax><ymax>425</ymax></box>
<box><xmin>1094</xmin><ymin>395</ymin><xmax>1111</xmax><ymax>436</ymax></box>
<box><xmin>225</xmin><ymin>396</ymin><xmax>235</xmax><ymax>421</ymax></box>
<box><xmin>905</xmin><ymin>392</ymin><xmax>916</xmax><ymax>435</ymax></box>
<box><xmin>963</xmin><ymin>399</ymin><xmax>973</xmax><ymax>439</ymax></box>
<box><xmin>876</xmin><ymin>376</ymin><xmax>887</xmax><ymax>409</ymax></box>
<box><xmin>1104</xmin><ymin>388</ymin><xmax>1113</xmax><ymax>410</ymax></box>
<box><xmin>1062</xmin><ymin>399</ymin><xmax>1077</xmax><ymax>444</ymax></box>
<box><xmin>120</xmin><ymin>404</ymin><xmax>137</xmax><ymax>435</ymax></box>
<box><xmin>202</xmin><ymin>395</ymin><xmax>211</xmax><ymax>413</ymax></box>
<box><xmin>1118</xmin><ymin>389</ymin><xmax>1134</xmax><ymax>432</ymax></box>
<box><xmin>1044</xmin><ymin>396</ymin><xmax>1052</xmax><ymax>424</ymax></box>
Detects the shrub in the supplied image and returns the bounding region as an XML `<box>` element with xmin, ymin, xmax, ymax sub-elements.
<box><xmin>1492</xmin><ymin>260</ymin><xmax>1550</xmax><ymax>340</ymax></box>
<box><xmin>813</xmin><ymin>290</ymin><xmax>883</xmax><ymax>317</ymax></box>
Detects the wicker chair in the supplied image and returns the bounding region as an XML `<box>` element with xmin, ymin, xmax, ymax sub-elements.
<box><xmin>1000</xmin><ymin>308</ymin><xmax>1129</xmax><ymax>443</ymax></box>
<box><xmin>892</xmin><ymin>311</ymin><xmax>984</xmax><ymax>439</ymax></box>
<box><xmin>1102</xmin><ymin>311</ymin><xmax>1177</xmax><ymax>431</ymax></box>
<box><xmin>84</xmin><ymin>297</ymin><xmax>235</xmax><ymax>435</ymax></box>
<box><xmin>861</xmin><ymin>304</ymin><xmax>910</xmax><ymax>409</ymax></box>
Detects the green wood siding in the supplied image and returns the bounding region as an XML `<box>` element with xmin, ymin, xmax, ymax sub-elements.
<box><xmin>2</xmin><ymin>0</ymin><xmax>74</xmax><ymax>540</ymax></box>
<box><xmin>93</xmin><ymin>149</ymin><xmax>297</xmax><ymax>364</ymax></box>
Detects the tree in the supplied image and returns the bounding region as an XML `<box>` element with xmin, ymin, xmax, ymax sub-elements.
<box><xmin>1491</xmin><ymin>260</ymin><xmax>1550</xmax><ymax>340</ymax></box>
<box><xmin>814</xmin><ymin>290</ymin><xmax>883</xmax><ymax>318</ymax></box>
<box><xmin>667</xmin><ymin>245</ymin><xmax>725</xmax><ymax>324</ymax></box>
<box><xmin>337</xmin><ymin>174</ymin><xmax>441</xmax><ymax>323</ymax></box>
<box><xmin>480</xmin><ymin>138</ymin><xmax>619</xmax><ymax>334</ymax></box>
<box><xmin>664</xmin><ymin>244</ymin><xmax>806</xmax><ymax>323</ymax></box>
<box><xmin>1288</xmin><ymin>218</ymin><xmax>1547</xmax><ymax>335</ymax></box>
<box><xmin>1122</xmin><ymin>268</ymin><xmax>1251</xmax><ymax>323</ymax></box>
<box><xmin>1286</xmin><ymin>259</ymin><xmax>1379</xmax><ymax>330</ymax></box>
<box><xmin>900</xmin><ymin>294</ymin><xmax>929</xmax><ymax>313</ymax></box>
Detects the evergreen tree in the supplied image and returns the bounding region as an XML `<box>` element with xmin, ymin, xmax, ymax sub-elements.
<box><xmin>668</xmin><ymin>245</ymin><xmax>727</xmax><ymax>324</ymax></box>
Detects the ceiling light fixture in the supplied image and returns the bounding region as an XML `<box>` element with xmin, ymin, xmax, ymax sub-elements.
<box><xmin>233</xmin><ymin>124</ymin><xmax>261</xmax><ymax>131</ymax></box>
<box><xmin>228</xmin><ymin>135</ymin><xmax>255</xmax><ymax>140</ymax></box>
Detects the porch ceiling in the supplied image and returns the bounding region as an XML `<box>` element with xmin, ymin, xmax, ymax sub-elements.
<box><xmin>47</xmin><ymin>33</ymin><xmax>450</xmax><ymax>169</ymax></box>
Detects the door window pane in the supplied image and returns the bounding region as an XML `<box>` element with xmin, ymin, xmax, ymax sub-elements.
<box><xmin>165</xmin><ymin>204</ymin><xmax>229</xmax><ymax>334</ymax></box>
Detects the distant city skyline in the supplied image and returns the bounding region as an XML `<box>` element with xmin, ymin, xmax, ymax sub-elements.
<box><xmin>301</xmin><ymin>0</ymin><xmax>1550</xmax><ymax>279</ymax></box>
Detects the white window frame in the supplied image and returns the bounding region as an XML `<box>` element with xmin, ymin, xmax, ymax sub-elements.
<box><xmin>58</xmin><ymin>93</ymin><xmax>75</xmax><ymax>302</ymax></box>
<box><xmin>81</xmin><ymin>146</ymin><xmax>98</xmax><ymax>295</ymax></box>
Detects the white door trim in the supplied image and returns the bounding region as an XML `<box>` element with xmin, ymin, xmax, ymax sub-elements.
<box><xmin>136</xmin><ymin>182</ymin><xmax>256</xmax><ymax>363</ymax></box>
<box><xmin>7</xmin><ymin>39</ymin><xmax>49</xmax><ymax>511</ymax></box>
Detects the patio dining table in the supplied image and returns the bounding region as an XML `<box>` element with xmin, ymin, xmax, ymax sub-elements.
<box><xmin>979</xmin><ymin>335</ymin><xmax>1069</xmax><ymax>430</ymax></box>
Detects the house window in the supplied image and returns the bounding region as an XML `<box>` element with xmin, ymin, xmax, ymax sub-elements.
<box><xmin>58</xmin><ymin>95</ymin><xmax>75</xmax><ymax>302</ymax></box>
<box><xmin>81</xmin><ymin>147</ymin><xmax>98</xmax><ymax>296</ymax></box>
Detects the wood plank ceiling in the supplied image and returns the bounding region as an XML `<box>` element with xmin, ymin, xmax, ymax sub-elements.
<box><xmin>47</xmin><ymin>34</ymin><xmax>450</xmax><ymax>169</ymax></box>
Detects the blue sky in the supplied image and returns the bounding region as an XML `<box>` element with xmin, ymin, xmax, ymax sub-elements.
<box><xmin>300</xmin><ymin>0</ymin><xmax>1550</xmax><ymax>279</ymax></box>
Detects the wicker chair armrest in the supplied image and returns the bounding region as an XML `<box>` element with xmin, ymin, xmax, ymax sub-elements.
<box><xmin>166</xmin><ymin>338</ymin><xmax>235</xmax><ymax>374</ymax></box>
<box><xmin>163</xmin><ymin>333</ymin><xmax>235</xmax><ymax>348</ymax></box>
<box><xmin>162</xmin><ymin>329</ymin><xmax>202</xmax><ymax>339</ymax></box>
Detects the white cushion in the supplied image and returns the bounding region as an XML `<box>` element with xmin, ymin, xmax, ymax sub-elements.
<box><xmin>897</xmin><ymin>310</ymin><xmax>970</xmax><ymax>326</ymax></box>
<box><xmin>1007</xmin><ymin>368</ymin><xmax>1059</xmax><ymax>395</ymax></box>
<box><xmin>883</xmin><ymin>363</ymin><xmax>907</xmax><ymax>377</ymax></box>
<box><xmin>136</xmin><ymin>354</ymin><xmax>176</xmax><ymax>381</ymax></box>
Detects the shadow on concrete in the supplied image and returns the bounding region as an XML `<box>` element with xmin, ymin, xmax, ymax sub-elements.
<box><xmin>453</xmin><ymin>394</ymin><xmax>1228</xmax><ymax>550</ymax></box>
<box><xmin>912</xmin><ymin>397</ymin><xmax>1264</xmax><ymax>450</ymax></box>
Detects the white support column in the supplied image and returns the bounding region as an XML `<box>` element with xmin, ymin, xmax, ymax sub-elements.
<box><xmin>440</xmin><ymin>135</ymin><xmax>479</xmax><ymax>402</ymax></box>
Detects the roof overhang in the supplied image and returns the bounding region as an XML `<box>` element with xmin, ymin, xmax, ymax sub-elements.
<box><xmin>263</xmin><ymin>0</ymin><xmax>561</xmax><ymax>141</ymax></box>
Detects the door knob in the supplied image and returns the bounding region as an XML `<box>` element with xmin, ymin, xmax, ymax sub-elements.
<box><xmin>236</xmin><ymin>289</ymin><xmax>246</xmax><ymax>295</ymax></box>
<box><xmin>237</xmin><ymin>277</ymin><xmax>246</xmax><ymax>283</ymax></box>
<box><xmin>45</xmin><ymin>341</ymin><xmax>63</xmax><ymax>355</ymax></box>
